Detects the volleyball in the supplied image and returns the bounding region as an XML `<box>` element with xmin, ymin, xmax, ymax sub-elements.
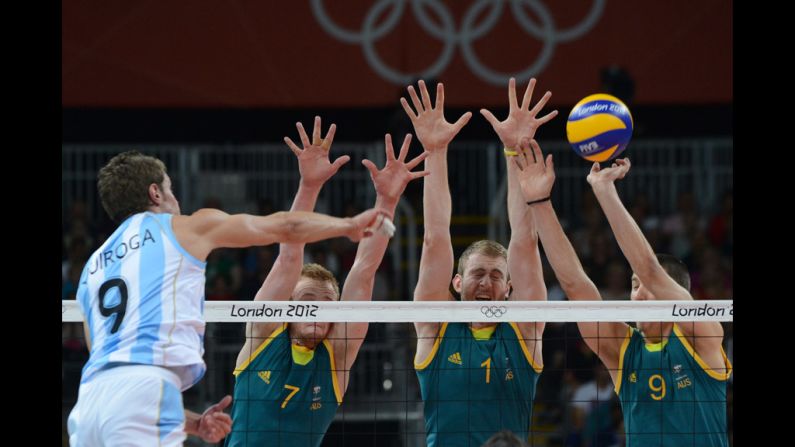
<box><xmin>566</xmin><ymin>94</ymin><xmax>633</xmax><ymax>162</ymax></box>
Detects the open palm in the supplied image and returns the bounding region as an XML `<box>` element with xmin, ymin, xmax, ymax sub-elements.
<box><xmin>481</xmin><ymin>77</ymin><xmax>558</xmax><ymax>150</ymax></box>
<box><xmin>283</xmin><ymin>116</ymin><xmax>350</xmax><ymax>188</ymax></box>
<box><xmin>400</xmin><ymin>80</ymin><xmax>472</xmax><ymax>151</ymax></box>
<box><xmin>362</xmin><ymin>134</ymin><xmax>429</xmax><ymax>202</ymax></box>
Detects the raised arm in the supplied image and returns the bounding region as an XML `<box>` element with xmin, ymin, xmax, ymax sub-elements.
<box><xmin>246</xmin><ymin>117</ymin><xmax>348</xmax><ymax>339</ymax></box>
<box><xmin>255</xmin><ymin>117</ymin><xmax>349</xmax><ymax>303</ymax></box>
<box><xmin>587</xmin><ymin>159</ymin><xmax>724</xmax><ymax>351</ymax></box>
<box><xmin>482</xmin><ymin>78</ymin><xmax>557</xmax><ymax>356</ymax></box>
<box><xmin>506</xmin><ymin>160</ymin><xmax>546</xmax><ymax>305</ymax></box>
<box><xmin>401</xmin><ymin>80</ymin><xmax>472</xmax><ymax>303</ymax></box>
<box><xmin>481</xmin><ymin>78</ymin><xmax>557</xmax><ymax>305</ymax></box>
<box><xmin>514</xmin><ymin>139</ymin><xmax>628</xmax><ymax>373</ymax></box>
<box><xmin>331</xmin><ymin>134</ymin><xmax>428</xmax><ymax>391</ymax></box>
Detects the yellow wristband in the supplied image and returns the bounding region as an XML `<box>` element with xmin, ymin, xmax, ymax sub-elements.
<box><xmin>503</xmin><ymin>148</ymin><xmax>518</xmax><ymax>156</ymax></box>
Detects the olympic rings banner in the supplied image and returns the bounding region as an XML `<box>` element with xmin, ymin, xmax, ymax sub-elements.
<box><xmin>63</xmin><ymin>0</ymin><xmax>731</xmax><ymax>107</ymax></box>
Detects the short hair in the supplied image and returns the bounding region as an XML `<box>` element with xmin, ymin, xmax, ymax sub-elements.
<box><xmin>97</xmin><ymin>151</ymin><xmax>166</xmax><ymax>223</ymax></box>
<box><xmin>481</xmin><ymin>430</ymin><xmax>527</xmax><ymax>447</ymax></box>
<box><xmin>655</xmin><ymin>253</ymin><xmax>691</xmax><ymax>291</ymax></box>
<box><xmin>300</xmin><ymin>263</ymin><xmax>340</xmax><ymax>298</ymax></box>
<box><xmin>457</xmin><ymin>240</ymin><xmax>508</xmax><ymax>276</ymax></box>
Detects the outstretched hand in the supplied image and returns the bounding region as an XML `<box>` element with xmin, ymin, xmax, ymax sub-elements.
<box><xmin>513</xmin><ymin>138</ymin><xmax>556</xmax><ymax>203</ymax></box>
<box><xmin>284</xmin><ymin>116</ymin><xmax>350</xmax><ymax>189</ymax></box>
<box><xmin>400</xmin><ymin>80</ymin><xmax>472</xmax><ymax>151</ymax></box>
<box><xmin>480</xmin><ymin>77</ymin><xmax>558</xmax><ymax>151</ymax></box>
<box><xmin>361</xmin><ymin>133</ymin><xmax>430</xmax><ymax>203</ymax></box>
<box><xmin>587</xmin><ymin>158</ymin><xmax>632</xmax><ymax>187</ymax></box>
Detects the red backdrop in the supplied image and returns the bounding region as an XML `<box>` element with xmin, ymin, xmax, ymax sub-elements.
<box><xmin>63</xmin><ymin>0</ymin><xmax>732</xmax><ymax>107</ymax></box>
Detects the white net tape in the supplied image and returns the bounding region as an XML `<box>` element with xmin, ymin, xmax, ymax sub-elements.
<box><xmin>62</xmin><ymin>299</ymin><xmax>733</xmax><ymax>323</ymax></box>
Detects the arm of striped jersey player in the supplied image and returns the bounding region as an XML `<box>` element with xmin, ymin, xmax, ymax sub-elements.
<box><xmin>173</xmin><ymin>208</ymin><xmax>387</xmax><ymax>261</ymax></box>
<box><xmin>82</xmin><ymin>320</ymin><xmax>91</xmax><ymax>351</ymax></box>
<box><xmin>183</xmin><ymin>395</ymin><xmax>232</xmax><ymax>443</ymax></box>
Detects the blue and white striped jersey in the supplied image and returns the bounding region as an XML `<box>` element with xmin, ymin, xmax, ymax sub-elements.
<box><xmin>77</xmin><ymin>212</ymin><xmax>207</xmax><ymax>390</ymax></box>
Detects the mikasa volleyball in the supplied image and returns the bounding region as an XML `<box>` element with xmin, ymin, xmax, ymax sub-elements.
<box><xmin>566</xmin><ymin>94</ymin><xmax>633</xmax><ymax>162</ymax></box>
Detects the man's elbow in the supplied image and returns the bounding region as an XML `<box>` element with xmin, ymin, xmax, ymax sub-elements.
<box><xmin>634</xmin><ymin>254</ymin><xmax>665</xmax><ymax>283</ymax></box>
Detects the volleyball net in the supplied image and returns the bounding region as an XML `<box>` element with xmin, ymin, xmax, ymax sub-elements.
<box><xmin>62</xmin><ymin>299</ymin><xmax>732</xmax><ymax>446</ymax></box>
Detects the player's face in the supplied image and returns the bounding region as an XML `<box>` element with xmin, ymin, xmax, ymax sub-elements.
<box><xmin>291</xmin><ymin>277</ymin><xmax>338</xmax><ymax>341</ymax></box>
<box><xmin>630</xmin><ymin>273</ymin><xmax>655</xmax><ymax>301</ymax></box>
<box><xmin>159</xmin><ymin>174</ymin><xmax>181</xmax><ymax>216</ymax></box>
<box><xmin>457</xmin><ymin>253</ymin><xmax>509</xmax><ymax>302</ymax></box>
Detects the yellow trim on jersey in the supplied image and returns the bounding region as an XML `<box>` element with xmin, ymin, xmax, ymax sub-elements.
<box><xmin>291</xmin><ymin>344</ymin><xmax>316</xmax><ymax>365</ymax></box>
<box><xmin>673</xmin><ymin>324</ymin><xmax>733</xmax><ymax>381</ymax></box>
<box><xmin>614</xmin><ymin>326</ymin><xmax>634</xmax><ymax>395</ymax></box>
<box><xmin>644</xmin><ymin>339</ymin><xmax>669</xmax><ymax>352</ymax></box>
<box><xmin>322</xmin><ymin>339</ymin><xmax>343</xmax><ymax>405</ymax></box>
<box><xmin>414</xmin><ymin>323</ymin><xmax>449</xmax><ymax>370</ymax></box>
<box><xmin>470</xmin><ymin>324</ymin><xmax>497</xmax><ymax>340</ymax></box>
<box><xmin>508</xmin><ymin>322</ymin><xmax>543</xmax><ymax>373</ymax></box>
<box><xmin>233</xmin><ymin>324</ymin><xmax>287</xmax><ymax>377</ymax></box>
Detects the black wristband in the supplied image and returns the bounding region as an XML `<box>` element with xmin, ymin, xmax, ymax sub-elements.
<box><xmin>526</xmin><ymin>197</ymin><xmax>551</xmax><ymax>206</ymax></box>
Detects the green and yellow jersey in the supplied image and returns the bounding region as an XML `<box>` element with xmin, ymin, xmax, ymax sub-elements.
<box><xmin>416</xmin><ymin>322</ymin><xmax>542</xmax><ymax>447</ymax></box>
<box><xmin>616</xmin><ymin>324</ymin><xmax>732</xmax><ymax>447</ymax></box>
<box><xmin>225</xmin><ymin>324</ymin><xmax>342</xmax><ymax>447</ymax></box>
